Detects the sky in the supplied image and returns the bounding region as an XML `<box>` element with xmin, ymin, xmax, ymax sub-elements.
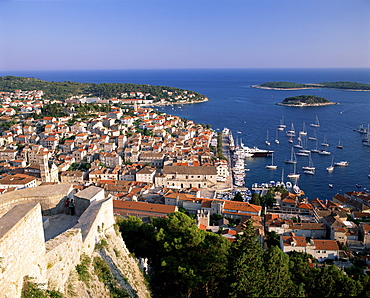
<box><xmin>0</xmin><ymin>0</ymin><xmax>370</xmax><ymax>71</ymax></box>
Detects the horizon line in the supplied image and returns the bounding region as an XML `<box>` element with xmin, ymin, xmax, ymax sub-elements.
<box><xmin>1</xmin><ymin>66</ymin><xmax>370</xmax><ymax>73</ymax></box>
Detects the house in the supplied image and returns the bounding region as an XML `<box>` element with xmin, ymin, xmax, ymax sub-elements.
<box><xmin>280</xmin><ymin>233</ymin><xmax>307</xmax><ymax>253</ymax></box>
<box><xmin>156</xmin><ymin>165</ymin><xmax>217</xmax><ymax>189</ymax></box>
<box><xmin>113</xmin><ymin>200</ymin><xmax>177</xmax><ymax>219</ymax></box>
<box><xmin>136</xmin><ymin>167</ymin><xmax>156</xmax><ymax>184</ymax></box>
<box><xmin>60</xmin><ymin>171</ymin><xmax>88</xmax><ymax>184</ymax></box>
<box><xmin>0</xmin><ymin>174</ymin><xmax>37</xmax><ymax>189</ymax></box>
<box><xmin>359</xmin><ymin>223</ymin><xmax>370</xmax><ymax>249</ymax></box>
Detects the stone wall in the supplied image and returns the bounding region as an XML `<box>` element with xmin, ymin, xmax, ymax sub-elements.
<box><xmin>74</xmin><ymin>197</ymin><xmax>115</xmax><ymax>256</ymax></box>
<box><xmin>0</xmin><ymin>203</ymin><xmax>46</xmax><ymax>298</ymax></box>
<box><xmin>0</xmin><ymin>184</ymin><xmax>74</xmax><ymax>217</ymax></box>
<box><xmin>44</xmin><ymin>228</ymin><xmax>83</xmax><ymax>292</ymax></box>
<box><xmin>0</xmin><ymin>185</ymin><xmax>119</xmax><ymax>297</ymax></box>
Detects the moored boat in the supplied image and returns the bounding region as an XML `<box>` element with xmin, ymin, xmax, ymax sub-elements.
<box><xmin>310</xmin><ymin>115</ymin><xmax>320</xmax><ymax>128</ymax></box>
<box><xmin>334</xmin><ymin>161</ymin><xmax>349</xmax><ymax>167</ymax></box>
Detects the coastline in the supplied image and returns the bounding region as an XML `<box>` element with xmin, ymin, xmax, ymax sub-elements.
<box><xmin>276</xmin><ymin>102</ymin><xmax>338</xmax><ymax>107</ymax></box>
<box><xmin>251</xmin><ymin>85</ymin><xmax>370</xmax><ymax>92</ymax></box>
<box><xmin>144</xmin><ymin>97</ymin><xmax>210</xmax><ymax>106</ymax></box>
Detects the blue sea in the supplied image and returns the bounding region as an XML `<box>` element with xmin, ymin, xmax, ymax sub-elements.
<box><xmin>1</xmin><ymin>68</ymin><xmax>370</xmax><ymax>200</ymax></box>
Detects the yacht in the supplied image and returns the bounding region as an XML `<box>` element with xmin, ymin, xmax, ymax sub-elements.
<box><xmin>242</xmin><ymin>145</ymin><xmax>274</xmax><ymax>157</ymax></box>
<box><xmin>318</xmin><ymin>150</ymin><xmax>331</xmax><ymax>155</ymax></box>
<box><xmin>336</xmin><ymin>139</ymin><xmax>343</xmax><ymax>149</ymax></box>
<box><xmin>334</xmin><ymin>161</ymin><xmax>349</xmax><ymax>167</ymax></box>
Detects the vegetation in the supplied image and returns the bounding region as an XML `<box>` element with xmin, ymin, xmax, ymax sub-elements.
<box><xmin>93</xmin><ymin>256</ymin><xmax>130</xmax><ymax>298</ymax></box>
<box><xmin>257</xmin><ymin>81</ymin><xmax>370</xmax><ymax>90</ymax></box>
<box><xmin>21</xmin><ymin>276</ymin><xmax>64</xmax><ymax>298</ymax></box>
<box><xmin>281</xmin><ymin>95</ymin><xmax>332</xmax><ymax>105</ymax></box>
<box><xmin>117</xmin><ymin>212</ymin><xmax>368</xmax><ymax>297</ymax></box>
<box><xmin>216</xmin><ymin>131</ymin><xmax>227</xmax><ymax>160</ymax></box>
<box><xmin>0</xmin><ymin>76</ymin><xmax>207</xmax><ymax>102</ymax></box>
<box><xmin>75</xmin><ymin>253</ymin><xmax>91</xmax><ymax>283</ymax></box>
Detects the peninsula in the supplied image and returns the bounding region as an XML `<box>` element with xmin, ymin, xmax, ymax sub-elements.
<box><xmin>276</xmin><ymin>95</ymin><xmax>337</xmax><ymax>107</ymax></box>
<box><xmin>252</xmin><ymin>81</ymin><xmax>370</xmax><ymax>91</ymax></box>
<box><xmin>0</xmin><ymin>76</ymin><xmax>208</xmax><ymax>105</ymax></box>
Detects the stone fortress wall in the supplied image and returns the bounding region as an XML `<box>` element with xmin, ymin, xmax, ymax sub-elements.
<box><xmin>0</xmin><ymin>184</ymin><xmax>116</xmax><ymax>297</ymax></box>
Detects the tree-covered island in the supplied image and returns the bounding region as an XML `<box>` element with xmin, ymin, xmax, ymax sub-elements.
<box><xmin>0</xmin><ymin>76</ymin><xmax>208</xmax><ymax>104</ymax></box>
<box><xmin>252</xmin><ymin>81</ymin><xmax>370</xmax><ymax>91</ymax></box>
<box><xmin>277</xmin><ymin>95</ymin><xmax>337</xmax><ymax>107</ymax></box>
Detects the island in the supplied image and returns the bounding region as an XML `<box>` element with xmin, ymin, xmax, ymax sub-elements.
<box><xmin>276</xmin><ymin>95</ymin><xmax>337</xmax><ymax>107</ymax></box>
<box><xmin>252</xmin><ymin>81</ymin><xmax>370</xmax><ymax>91</ymax></box>
<box><xmin>0</xmin><ymin>76</ymin><xmax>209</xmax><ymax>105</ymax></box>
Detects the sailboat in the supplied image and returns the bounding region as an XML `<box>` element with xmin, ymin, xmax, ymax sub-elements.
<box><xmin>277</xmin><ymin>116</ymin><xmax>286</xmax><ymax>131</ymax></box>
<box><xmin>336</xmin><ymin>139</ymin><xmax>343</xmax><ymax>149</ymax></box>
<box><xmin>265</xmin><ymin>130</ymin><xmax>271</xmax><ymax>146</ymax></box>
<box><xmin>321</xmin><ymin>135</ymin><xmax>329</xmax><ymax>147</ymax></box>
<box><xmin>286</xmin><ymin>123</ymin><xmax>296</xmax><ymax>137</ymax></box>
<box><xmin>299</xmin><ymin>122</ymin><xmax>307</xmax><ymax>136</ymax></box>
<box><xmin>287</xmin><ymin>162</ymin><xmax>300</xmax><ymax>179</ymax></box>
<box><xmin>285</xmin><ymin>147</ymin><xmax>297</xmax><ymax>164</ymax></box>
<box><xmin>302</xmin><ymin>153</ymin><xmax>315</xmax><ymax>174</ymax></box>
<box><xmin>310</xmin><ymin>115</ymin><xmax>320</xmax><ymax>128</ymax></box>
<box><xmin>311</xmin><ymin>139</ymin><xmax>320</xmax><ymax>153</ymax></box>
<box><xmin>308</xmin><ymin>129</ymin><xmax>317</xmax><ymax>141</ymax></box>
<box><xmin>275</xmin><ymin>129</ymin><xmax>280</xmax><ymax>144</ymax></box>
<box><xmin>293</xmin><ymin>138</ymin><xmax>303</xmax><ymax>149</ymax></box>
<box><xmin>266</xmin><ymin>153</ymin><xmax>277</xmax><ymax>170</ymax></box>
<box><xmin>326</xmin><ymin>156</ymin><xmax>334</xmax><ymax>172</ymax></box>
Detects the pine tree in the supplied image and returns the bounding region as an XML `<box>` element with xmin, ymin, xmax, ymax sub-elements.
<box><xmin>263</xmin><ymin>245</ymin><xmax>293</xmax><ymax>297</ymax></box>
<box><xmin>228</xmin><ymin>220</ymin><xmax>266</xmax><ymax>297</ymax></box>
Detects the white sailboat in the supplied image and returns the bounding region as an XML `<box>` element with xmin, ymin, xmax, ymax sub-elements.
<box><xmin>299</xmin><ymin>122</ymin><xmax>307</xmax><ymax>136</ymax></box>
<box><xmin>266</xmin><ymin>153</ymin><xmax>277</xmax><ymax>170</ymax></box>
<box><xmin>311</xmin><ymin>139</ymin><xmax>320</xmax><ymax>153</ymax></box>
<box><xmin>302</xmin><ymin>153</ymin><xmax>315</xmax><ymax>171</ymax></box>
<box><xmin>336</xmin><ymin>139</ymin><xmax>343</xmax><ymax>149</ymax></box>
<box><xmin>277</xmin><ymin>116</ymin><xmax>286</xmax><ymax>131</ymax></box>
<box><xmin>286</xmin><ymin>123</ymin><xmax>296</xmax><ymax>137</ymax></box>
<box><xmin>287</xmin><ymin>162</ymin><xmax>300</xmax><ymax>179</ymax></box>
<box><xmin>265</xmin><ymin>130</ymin><xmax>270</xmax><ymax>146</ymax></box>
<box><xmin>275</xmin><ymin>129</ymin><xmax>280</xmax><ymax>144</ymax></box>
<box><xmin>285</xmin><ymin>147</ymin><xmax>297</xmax><ymax>164</ymax></box>
<box><xmin>321</xmin><ymin>135</ymin><xmax>329</xmax><ymax>147</ymax></box>
<box><xmin>310</xmin><ymin>115</ymin><xmax>320</xmax><ymax>128</ymax></box>
<box><xmin>326</xmin><ymin>156</ymin><xmax>334</xmax><ymax>172</ymax></box>
<box><xmin>308</xmin><ymin>129</ymin><xmax>317</xmax><ymax>141</ymax></box>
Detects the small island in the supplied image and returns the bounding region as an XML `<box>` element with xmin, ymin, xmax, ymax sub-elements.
<box><xmin>276</xmin><ymin>95</ymin><xmax>338</xmax><ymax>107</ymax></box>
<box><xmin>252</xmin><ymin>81</ymin><xmax>370</xmax><ymax>91</ymax></box>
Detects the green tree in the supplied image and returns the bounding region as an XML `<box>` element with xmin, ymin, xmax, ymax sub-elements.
<box><xmin>233</xmin><ymin>192</ymin><xmax>243</xmax><ymax>202</ymax></box>
<box><xmin>250</xmin><ymin>192</ymin><xmax>260</xmax><ymax>205</ymax></box>
<box><xmin>149</xmin><ymin>212</ymin><xmax>230</xmax><ymax>297</ymax></box>
<box><xmin>263</xmin><ymin>245</ymin><xmax>293</xmax><ymax>297</ymax></box>
<box><xmin>228</xmin><ymin>220</ymin><xmax>266</xmax><ymax>297</ymax></box>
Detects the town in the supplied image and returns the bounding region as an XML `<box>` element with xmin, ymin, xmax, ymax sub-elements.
<box><xmin>1</xmin><ymin>87</ymin><xmax>370</xmax><ymax>275</ymax></box>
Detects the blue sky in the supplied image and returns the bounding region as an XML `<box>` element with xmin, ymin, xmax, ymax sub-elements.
<box><xmin>0</xmin><ymin>0</ymin><xmax>369</xmax><ymax>70</ymax></box>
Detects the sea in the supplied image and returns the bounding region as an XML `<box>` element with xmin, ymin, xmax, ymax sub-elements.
<box><xmin>1</xmin><ymin>68</ymin><xmax>370</xmax><ymax>200</ymax></box>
